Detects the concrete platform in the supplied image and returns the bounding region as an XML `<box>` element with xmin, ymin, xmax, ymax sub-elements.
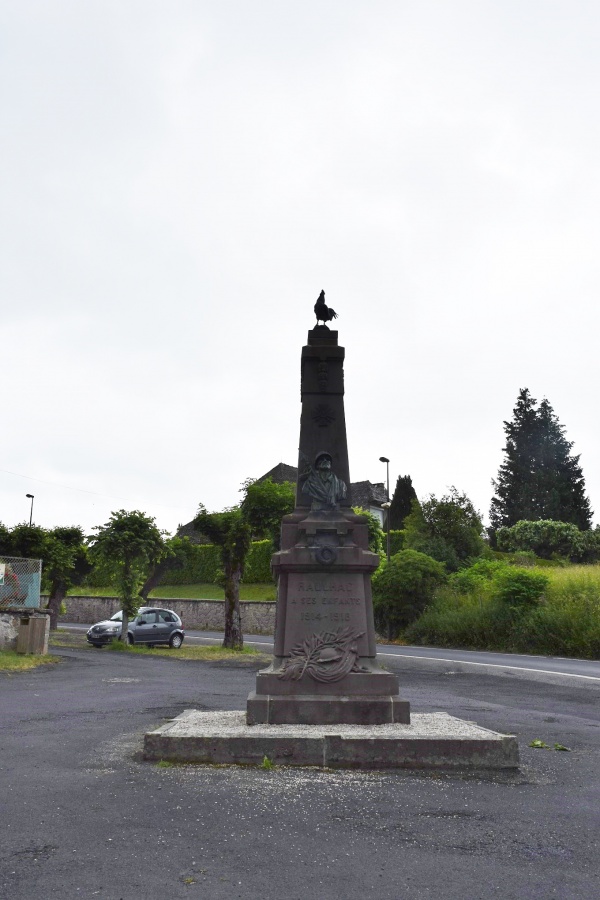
<box><xmin>143</xmin><ymin>710</ymin><xmax>519</xmax><ymax>770</ymax></box>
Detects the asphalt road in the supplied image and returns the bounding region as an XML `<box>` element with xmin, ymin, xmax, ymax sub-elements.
<box><xmin>64</xmin><ymin>622</ymin><xmax>600</xmax><ymax>681</ymax></box>
<box><xmin>1</xmin><ymin>639</ymin><xmax>599</xmax><ymax>899</ymax></box>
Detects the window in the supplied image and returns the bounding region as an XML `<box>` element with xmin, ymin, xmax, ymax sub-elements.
<box><xmin>158</xmin><ymin>611</ymin><xmax>176</xmax><ymax>623</ymax></box>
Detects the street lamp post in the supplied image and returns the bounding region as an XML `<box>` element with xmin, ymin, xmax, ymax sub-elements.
<box><xmin>379</xmin><ymin>456</ymin><xmax>390</xmax><ymax>562</ymax></box>
<box><xmin>26</xmin><ymin>494</ymin><xmax>34</xmax><ymax>527</ymax></box>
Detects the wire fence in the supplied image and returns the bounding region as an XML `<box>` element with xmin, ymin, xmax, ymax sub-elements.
<box><xmin>0</xmin><ymin>556</ymin><xmax>43</xmax><ymax>610</ymax></box>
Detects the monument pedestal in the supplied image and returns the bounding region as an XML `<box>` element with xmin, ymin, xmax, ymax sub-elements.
<box><xmin>144</xmin><ymin>301</ymin><xmax>519</xmax><ymax>772</ymax></box>
<box><xmin>246</xmin><ymin>509</ymin><xmax>410</xmax><ymax>725</ymax></box>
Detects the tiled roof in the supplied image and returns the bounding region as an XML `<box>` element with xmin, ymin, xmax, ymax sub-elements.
<box><xmin>350</xmin><ymin>480</ymin><xmax>388</xmax><ymax>509</ymax></box>
<box><xmin>257</xmin><ymin>462</ymin><xmax>298</xmax><ymax>484</ymax></box>
<box><xmin>176</xmin><ymin>520</ymin><xmax>212</xmax><ymax>545</ymax></box>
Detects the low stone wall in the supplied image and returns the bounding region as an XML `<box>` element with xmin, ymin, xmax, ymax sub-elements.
<box><xmin>58</xmin><ymin>596</ymin><xmax>277</xmax><ymax>635</ymax></box>
<box><xmin>0</xmin><ymin>613</ymin><xmax>20</xmax><ymax>650</ymax></box>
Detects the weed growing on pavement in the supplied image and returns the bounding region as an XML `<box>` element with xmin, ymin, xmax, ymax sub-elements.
<box><xmin>529</xmin><ymin>739</ymin><xmax>571</xmax><ymax>751</ymax></box>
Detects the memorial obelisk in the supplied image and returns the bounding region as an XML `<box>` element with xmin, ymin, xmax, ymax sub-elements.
<box><xmin>247</xmin><ymin>292</ymin><xmax>410</xmax><ymax>725</ymax></box>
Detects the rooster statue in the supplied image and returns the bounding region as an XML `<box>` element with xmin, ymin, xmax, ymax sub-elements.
<box><xmin>314</xmin><ymin>290</ymin><xmax>338</xmax><ymax>325</ymax></box>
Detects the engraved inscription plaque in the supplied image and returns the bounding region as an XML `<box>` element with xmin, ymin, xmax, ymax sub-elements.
<box><xmin>283</xmin><ymin>572</ymin><xmax>369</xmax><ymax>656</ymax></box>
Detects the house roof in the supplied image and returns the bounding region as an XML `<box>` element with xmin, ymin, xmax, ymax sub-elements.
<box><xmin>350</xmin><ymin>480</ymin><xmax>388</xmax><ymax>509</ymax></box>
<box><xmin>257</xmin><ymin>462</ymin><xmax>298</xmax><ymax>485</ymax></box>
<box><xmin>177</xmin><ymin>466</ymin><xmax>388</xmax><ymax>541</ymax></box>
<box><xmin>176</xmin><ymin>519</ymin><xmax>212</xmax><ymax>545</ymax></box>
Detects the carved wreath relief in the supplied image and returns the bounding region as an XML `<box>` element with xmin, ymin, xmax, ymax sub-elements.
<box><xmin>278</xmin><ymin>626</ymin><xmax>365</xmax><ymax>683</ymax></box>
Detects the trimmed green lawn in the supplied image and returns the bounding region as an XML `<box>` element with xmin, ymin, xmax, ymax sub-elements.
<box><xmin>0</xmin><ymin>650</ymin><xmax>60</xmax><ymax>672</ymax></box>
<box><xmin>67</xmin><ymin>583</ymin><xmax>276</xmax><ymax>601</ymax></box>
<box><xmin>108</xmin><ymin>641</ymin><xmax>264</xmax><ymax>661</ymax></box>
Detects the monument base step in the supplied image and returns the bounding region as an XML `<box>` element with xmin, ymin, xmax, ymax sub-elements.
<box><xmin>143</xmin><ymin>710</ymin><xmax>519</xmax><ymax>771</ymax></box>
<box><xmin>246</xmin><ymin>691</ymin><xmax>410</xmax><ymax>725</ymax></box>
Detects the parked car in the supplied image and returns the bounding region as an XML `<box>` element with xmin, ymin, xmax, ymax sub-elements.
<box><xmin>86</xmin><ymin>607</ymin><xmax>185</xmax><ymax>649</ymax></box>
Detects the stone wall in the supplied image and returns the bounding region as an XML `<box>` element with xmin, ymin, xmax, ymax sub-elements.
<box><xmin>58</xmin><ymin>596</ymin><xmax>277</xmax><ymax>635</ymax></box>
<box><xmin>0</xmin><ymin>613</ymin><xmax>20</xmax><ymax>650</ymax></box>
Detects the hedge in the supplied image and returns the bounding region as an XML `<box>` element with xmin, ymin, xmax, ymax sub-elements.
<box><xmin>160</xmin><ymin>540</ymin><xmax>274</xmax><ymax>585</ymax></box>
<box><xmin>388</xmin><ymin>530</ymin><xmax>405</xmax><ymax>556</ymax></box>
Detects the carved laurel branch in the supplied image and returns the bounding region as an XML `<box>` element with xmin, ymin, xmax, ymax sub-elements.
<box><xmin>278</xmin><ymin>626</ymin><xmax>365</xmax><ymax>684</ymax></box>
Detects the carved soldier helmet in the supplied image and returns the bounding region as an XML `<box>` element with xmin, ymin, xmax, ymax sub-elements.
<box><xmin>314</xmin><ymin>451</ymin><xmax>333</xmax><ymax>466</ymax></box>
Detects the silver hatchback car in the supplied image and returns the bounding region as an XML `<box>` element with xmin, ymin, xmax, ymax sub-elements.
<box><xmin>86</xmin><ymin>607</ymin><xmax>185</xmax><ymax>649</ymax></box>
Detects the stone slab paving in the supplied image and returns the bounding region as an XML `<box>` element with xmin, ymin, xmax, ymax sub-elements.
<box><xmin>144</xmin><ymin>710</ymin><xmax>519</xmax><ymax>770</ymax></box>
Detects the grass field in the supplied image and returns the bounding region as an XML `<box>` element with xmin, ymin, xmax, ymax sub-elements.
<box><xmin>0</xmin><ymin>650</ymin><xmax>60</xmax><ymax>672</ymax></box>
<box><xmin>67</xmin><ymin>583</ymin><xmax>276</xmax><ymax>601</ymax></box>
<box><xmin>50</xmin><ymin>629</ymin><xmax>267</xmax><ymax>662</ymax></box>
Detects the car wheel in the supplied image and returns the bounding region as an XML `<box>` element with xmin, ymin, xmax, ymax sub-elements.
<box><xmin>169</xmin><ymin>633</ymin><xmax>183</xmax><ymax>649</ymax></box>
<box><xmin>127</xmin><ymin>634</ymin><xmax>134</xmax><ymax>645</ymax></box>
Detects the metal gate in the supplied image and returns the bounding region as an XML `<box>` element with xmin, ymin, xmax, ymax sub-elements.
<box><xmin>0</xmin><ymin>556</ymin><xmax>43</xmax><ymax>609</ymax></box>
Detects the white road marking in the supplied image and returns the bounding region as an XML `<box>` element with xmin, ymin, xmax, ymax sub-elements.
<box><xmin>187</xmin><ymin>635</ymin><xmax>600</xmax><ymax>682</ymax></box>
<box><xmin>376</xmin><ymin>652</ymin><xmax>600</xmax><ymax>681</ymax></box>
<box><xmin>64</xmin><ymin>626</ymin><xmax>600</xmax><ymax>682</ymax></box>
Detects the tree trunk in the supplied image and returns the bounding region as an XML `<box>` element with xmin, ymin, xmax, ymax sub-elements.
<box><xmin>223</xmin><ymin>563</ymin><xmax>243</xmax><ymax>650</ymax></box>
<box><xmin>140</xmin><ymin>560</ymin><xmax>170</xmax><ymax>602</ymax></box>
<box><xmin>48</xmin><ymin>580</ymin><xmax>66</xmax><ymax>631</ymax></box>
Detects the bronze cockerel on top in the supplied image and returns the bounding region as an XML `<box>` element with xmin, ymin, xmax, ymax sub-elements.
<box><xmin>314</xmin><ymin>290</ymin><xmax>338</xmax><ymax>325</ymax></box>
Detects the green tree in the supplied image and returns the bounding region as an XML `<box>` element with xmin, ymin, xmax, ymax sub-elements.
<box><xmin>6</xmin><ymin>523</ymin><xmax>48</xmax><ymax>559</ymax></box>
<box><xmin>139</xmin><ymin>535</ymin><xmax>192</xmax><ymax>602</ymax></box>
<box><xmin>240</xmin><ymin>478</ymin><xmax>295</xmax><ymax>548</ymax></box>
<box><xmin>404</xmin><ymin>489</ymin><xmax>485</xmax><ymax>571</ymax></box>
<box><xmin>490</xmin><ymin>389</ymin><xmax>592</xmax><ymax>531</ymax></box>
<box><xmin>89</xmin><ymin>510</ymin><xmax>166</xmax><ymax>639</ymax></box>
<box><xmin>44</xmin><ymin>527</ymin><xmax>91</xmax><ymax>629</ymax></box>
<box><xmin>389</xmin><ymin>475</ymin><xmax>418</xmax><ymax>530</ymax></box>
<box><xmin>352</xmin><ymin>507</ymin><xmax>385</xmax><ymax>555</ymax></box>
<box><xmin>2</xmin><ymin>523</ymin><xmax>90</xmax><ymax>627</ymax></box>
<box><xmin>193</xmin><ymin>505</ymin><xmax>251</xmax><ymax>650</ymax></box>
<box><xmin>0</xmin><ymin>522</ymin><xmax>12</xmax><ymax>554</ymax></box>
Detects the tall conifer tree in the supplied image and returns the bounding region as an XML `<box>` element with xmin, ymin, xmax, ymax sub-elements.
<box><xmin>490</xmin><ymin>389</ymin><xmax>592</xmax><ymax>530</ymax></box>
<box><xmin>389</xmin><ymin>475</ymin><xmax>418</xmax><ymax>530</ymax></box>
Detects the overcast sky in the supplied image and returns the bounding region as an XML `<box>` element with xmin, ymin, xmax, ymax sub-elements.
<box><xmin>2</xmin><ymin>0</ymin><xmax>599</xmax><ymax>537</ymax></box>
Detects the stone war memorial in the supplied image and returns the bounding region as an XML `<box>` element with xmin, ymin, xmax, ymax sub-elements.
<box><xmin>145</xmin><ymin>293</ymin><xmax>519</xmax><ymax>770</ymax></box>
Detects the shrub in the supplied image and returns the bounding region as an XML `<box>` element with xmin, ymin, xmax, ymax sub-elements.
<box><xmin>449</xmin><ymin>559</ymin><xmax>508</xmax><ymax>596</ymax></box>
<box><xmin>580</xmin><ymin>528</ymin><xmax>600</xmax><ymax>563</ymax></box>
<box><xmin>496</xmin><ymin>520</ymin><xmax>585</xmax><ymax>561</ymax></box>
<box><xmin>405</xmin><ymin>586</ymin><xmax>517</xmax><ymax>650</ymax></box>
<box><xmin>405</xmin><ymin>561</ymin><xmax>600</xmax><ymax>658</ymax></box>
<box><xmin>372</xmin><ymin>549</ymin><xmax>446</xmax><ymax>639</ymax></box>
<box><xmin>492</xmin><ymin>567</ymin><xmax>549</xmax><ymax>607</ymax></box>
<box><xmin>403</xmin><ymin>489</ymin><xmax>485</xmax><ymax>572</ymax></box>
<box><xmin>388</xmin><ymin>530</ymin><xmax>405</xmax><ymax>556</ymax></box>
<box><xmin>406</xmin><ymin>534</ymin><xmax>461</xmax><ymax>572</ymax></box>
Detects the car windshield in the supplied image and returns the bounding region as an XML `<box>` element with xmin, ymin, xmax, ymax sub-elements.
<box><xmin>110</xmin><ymin>608</ymin><xmax>152</xmax><ymax>623</ymax></box>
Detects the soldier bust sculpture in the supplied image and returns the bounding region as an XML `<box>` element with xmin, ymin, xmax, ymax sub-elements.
<box><xmin>300</xmin><ymin>451</ymin><xmax>347</xmax><ymax>510</ymax></box>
